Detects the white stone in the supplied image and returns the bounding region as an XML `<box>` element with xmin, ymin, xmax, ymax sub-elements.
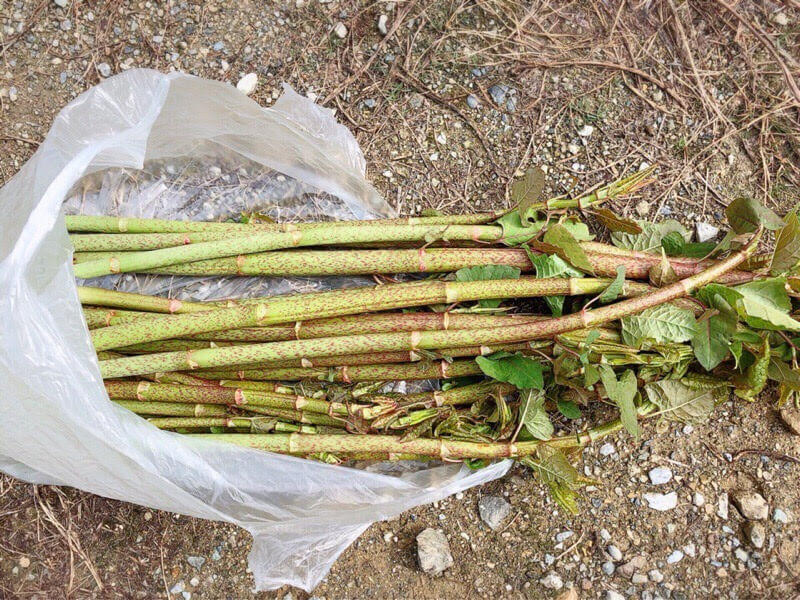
<box><xmin>648</xmin><ymin>467</ymin><xmax>673</xmax><ymax>485</ymax></box>
<box><xmin>567</xmin><ymin>143</ymin><xmax>580</xmax><ymax>155</ymax></box>
<box><xmin>97</xmin><ymin>62</ymin><xmax>111</xmax><ymax>78</ymax></box>
<box><xmin>599</xmin><ymin>443</ymin><xmax>616</xmax><ymax>456</ymax></box>
<box><xmin>378</xmin><ymin>14</ymin><xmax>389</xmax><ymax>35</ymax></box>
<box><xmin>774</xmin><ymin>508</ymin><xmax>790</xmax><ymax>523</ymax></box>
<box><xmin>683</xmin><ymin>543</ymin><xmax>696</xmax><ymax>558</ymax></box>
<box><xmin>333</xmin><ymin>21</ymin><xmax>348</xmax><ymax>38</ymax></box>
<box><xmin>577</xmin><ymin>125</ymin><xmax>594</xmax><ymax>137</ymax></box>
<box><xmin>717</xmin><ymin>493</ymin><xmax>729</xmax><ymax>520</ymax></box>
<box><xmin>666</xmin><ymin>550</ymin><xmax>684</xmax><ymax>564</ymax></box>
<box><xmin>643</xmin><ymin>492</ymin><xmax>678</xmax><ymax>511</ymax></box>
<box><xmin>648</xmin><ymin>569</ymin><xmax>664</xmax><ymax>583</ymax></box>
<box><xmin>693</xmin><ymin>492</ymin><xmax>705</xmax><ymax>507</ymax></box>
<box><xmin>696</xmin><ymin>222</ymin><xmax>720</xmax><ymax>243</ymax></box>
<box><xmin>606</xmin><ymin>591</ymin><xmax>625</xmax><ymax>600</ymax></box>
<box><xmin>539</xmin><ymin>572</ymin><xmax>563</xmax><ymax>590</ymax></box>
<box><xmin>607</xmin><ymin>545</ymin><xmax>623</xmax><ymax>561</ymax></box>
<box><xmin>236</xmin><ymin>73</ymin><xmax>258</xmax><ymax>95</ymax></box>
<box><xmin>774</xmin><ymin>12</ymin><xmax>789</xmax><ymax>26</ymax></box>
<box><xmin>54</xmin><ymin>0</ymin><xmax>68</xmax><ymax>6</ymax></box>
<box><xmin>416</xmin><ymin>529</ymin><xmax>453</xmax><ymax>576</ymax></box>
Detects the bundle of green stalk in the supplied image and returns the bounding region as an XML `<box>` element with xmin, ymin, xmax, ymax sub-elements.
<box><xmin>68</xmin><ymin>168</ymin><xmax>800</xmax><ymax>512</ymax></box>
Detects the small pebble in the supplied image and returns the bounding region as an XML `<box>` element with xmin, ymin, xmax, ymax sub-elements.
<box><xmin>648</xmin><ymin>467</ymin><xmax>673</xmax><ymax>485</ymax></box>
<box><xmin>577</xmin><ymin>124</ymin><xmax>594</xmax><ymax>137</ymax></box>
<box><xmin>643</xmin><ymin>492</ymin><xmax>678</xmax><ymax>511</ymax></box>
<box><xmin>693</xmin><ymin>492</ymin><xmax>705</xmax><ymax>507</ymax></box>
<box><xmin>606</xmin><ymin>591</ymin><xmax>625</xmax><ymax>600</ymax></box>
<box><xmin>187</xmin><ymin>556</ymin><xmax>205</xmax><ymax>570</ymax></box>
<box><xmin>539</xmin><ymin>572</ymin><xmax>564</xmax><ymax>590</ymax></box>
<box><xmin>695</xmin><ymin>222</ymin><xmax>719</xmax><ymax>243</ymax></box>
<box><xmin>607</xmin><ymin>545</ymin><xmax>623</xmax><ymax>561</ymax></box>
<box><xmin>54</xmin><ymin>0</ymin><xmax>68</xmax><ymax>7</ymax></box>
<box><xmin>333</xmin><ymin>21</ymin><xmax>348</xmax><ymax>38</ymax></box>
<box><xmin>774</xmin><ymin>12</ymin><xmax>789</xmax><ymax>26</ymax></box>
<box><xmin>631</xmin><ymin>573</ymin><xmax>648</xmax><ymax>585</ymax></box>
<box><xmin>478</xmin><ymin>496</ymin><xmax>511</xmax><ymax>530</ymax></box>
<box><xmin>717</xmin><ymin>493</ymin><xmax>729</xmax><ymax>520</ymax></box>
<box><xmin>416</xmin><ymin>528</ymin><xmax>453</xmax><ymax>576</ymax></box>
<box><xmin>18</xmin><ymin>557</ymin><xmax>30</xmax><ymax>568</ymax></box>
<box><xmin>599</xmin><ymin>443</ymin><xmax>616</xmax><ymax>456</ymax></box>
<box><xmin>773</xmin><ymin>508</ymin><xmax>790</xmax><ymax>524</ymax></box>
<box><xmin>743</xmin><ymin>522</ymin><xmax>766</xmax><ymax>549</ymax></box>
<box><xmin>466</xmin><ymin>94</ymin><xmax>480</xmax><ymax>109</ymax></box>
<box><xmin>734</xmin><ymin>548</ymin><xmax>749</xmax><ymax>562</ymax></box>
<box><xmin>666</xmin><ymin>550</ymin><xmax>684</xmax><ymax>564</ymax></box>
<box><xmin>648</xmin><ymin>569</ymin><xmax>664</xmax><ymax>583</ymax></box>
<box><xmin>635</xmin><ymin>200</ymin><xmax>650</xmax><ymax>217</ymax></box>
<box><xmin>189</xmin><ymin>577</ymin><xmax>200</xmax><ymax>587</ymax></box>
<box><xmin>378</xmin><ymin>14</ymin><xmax>389</xmax><ymax>35</ymax></box>
<box><xmin>97</xmin><ymin>62</ymin><xmax>112</xmax><ymax>78</ymax></box>
<box><xmin>602</xmin><ymin>561</ymin><xmax>615</xmax><ymax>576</ymax></box>
<box><xmin>236</xmin><ymin>73</ymin><xmax>258</xmax><ymax>96</ymax></box>
<box><xmin>730</xmin><ymin>490</ymin><xmax>769</xmax><ymax>521</ymax></box>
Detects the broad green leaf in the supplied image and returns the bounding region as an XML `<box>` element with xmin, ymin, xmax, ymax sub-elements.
<box><xmin>599</xmin><ymin>265</ymin><xmax>626</xmax><ymax>303</ymax></box>
<box><xmin>771</xmin><ymin>209</ymin><xmax>800</xmax><ymax>275</ymax></box>
<box><xmin>527</xmin><ymin>253</ymin><xmax>583</xmax><ymax>278</ymax></box>
<box><xmin>729</xmin><ymin>340</ymin><xmax>743</xmax><ymax>368</ymax></box>
<box><xmin>543</xmin><ymin>223</ymin><xmax>594</xmax><ymax>273</ymax></box>
<box><xmin>676</xmin><ymin>241</ymin><xmax>717</xmax><ymax>258</ymax></box>
<box><xmin>726</xmin><ymin>197</ymin><xmax>784</xmax><ymax>234</ymax></box>
<box><xmin>476</xmin><ymin>353</ymin><xmax>544</xmax><ymax>389</ymax></box>
<box><xmin>621</xmin><ymin>303</ymin><xmax>697</xmax><ymax>347</ymax></box>
<box><xmin>691</xmin><ymin>309</ymin><xmax>735</xmax><ymax>371</ymax></box>
<box><xmin>734</xmin><ymin>337</ymin><xmax>770</xmax><ymax>400</ymax></box>
<box><xmin>611</xmin><ymin>219</ymin><xmax>689</xmax><ymax>253</ymax></box>
<box><xmin>512</xmin><ymin>167</ymin><xmax>546</xmax><ymax>224</ymax></box>
<box><xmin>734</xmin><ymin>278</ymin><xmax>800</xmax><ymax>332</ymax></box>
<box><xmin>455</xmin><ymin>264</ymin><xmax>521</xmax><ymax>308</ymax></box>
<box><xmin>644</xmin><ymin>379</ymin><xmax>722</xmax><ymax>423</ymax></box>
<box><xmin>660</xmin><ymin>231</ymin><xmax>685</xmax><ymax>255</ymax></box>
<box><xmin>557</xmin><ymin>399</ymin><xmax>582</xmax><ymax>419</ymax></box>
<box><xmin>559</xmin><ymin>218</ymin><xmax>595</xmax><ymax>241</ymax></box>
<box><xmin>768</xmin><ymin>358</ymin><xmax>800</xmax><ymax>390</ymax></box>
<box><xmin>649</xmin><ymin>250</ymin><xmax>678</xmax><ymax>287</ymax></box>
<box><xmin>518</xmin><ymin>389</ymin><xmax>553</xmax><ymax>439</ymax></box>
<box><xmin>599</xmin><ymin>366</ymin><xmax>640</xmax><ymax>439</ymax></box>
<box><xmin>495</xmin><ymin>211</ymin><xmax>546</xmax><ymax>246</ymax></box>
<box><xmin>589</xmin><ymin>207</ymin><xmax>643</xmax><ymax>234</ymax></box>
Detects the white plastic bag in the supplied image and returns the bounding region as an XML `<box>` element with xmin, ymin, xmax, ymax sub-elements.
<box><xmin>0</xmin><ymin>69</ymin><xmax>510</xmax><ymax>591</ymax></box>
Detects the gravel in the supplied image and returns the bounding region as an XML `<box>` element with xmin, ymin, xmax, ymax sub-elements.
<box><xmin>695</xmin><ymin>222</ymin><xmax>720</xmax><ymax>242</ymax></box>
<box><xmin>693</xmin><ymin>492</ymin><xmax>705</xmax><ymax>507</ymax></box>
<box><xmin>666</xmin><ymin>550</ymin><xmax>684</xmax><ymax>564</ymax></box>
<box><xmin>602</xmin><ymin>561</ymin><xmax>615</xmax><ymax>575</ymax></box>
<box><xmin>717</xmin><ymin>493</ymin><xmax>729</xmax><ymax>520</ymax></box>
<box><xmin>577</xmin><ymin>124</ymin><xmax>594</xmax><ymax>137</ymax></box>
<box><xmin>607</xmin><ymin>545</ymin><xmax>623</xmax><ymax>561</ymax></box>
<box><xmin>466</xmin><ymin>94</ymin><xmax>480</xmax><ymax>109</ymax></box>
<box><xmin>599</xmin><ymin>443</ymin><xmax>616</xmax><ymax>456</ymax></box>
<box><xmin>773</xmin><ymin>508</ymin><xmax>790</xmax><ymax>523</ymax></box>
<box><xmin>377</xmin><ymin>14</ymin><xmax>389</xmax><ymax>35</ymax></box>
<box><xmin>96</xmin><ymin>62</ymin><xmax>111</xmax><ymax>78</ymax></box>
<box><xmin>478</xmin><ymin>495</ymin><xmax>511</xmax><ymax>530</ymax></box>
<box><xmin>333</xmin><ymin>21</ymin><xmax>348</xmax><ymax>38</ymax></box>
<box><xmin>186</xmin><ymin>556</ymin><xmax>205</xmax><ymax>570</ymax></box>
<box><xmin>743</xmin><ymin>522</ymin><xmax>766</xmax><ymax>549</ymax></box>
<box><xmin>236</xmin><ymin>73</ymin><xmax>258</xmax><ymax>95</ymax></box>
<box><xmin>416</xmin><ymin>528</ymin><xmax>453</xmax><ymax>576</ymax></box>
<box><xmin>539</xmin><ymin>572</ymin><xmax>564</xmax><ymax>590</ymax></box>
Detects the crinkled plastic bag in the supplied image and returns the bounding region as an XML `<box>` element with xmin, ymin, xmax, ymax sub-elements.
<box><xmin>0</xmin><ymin>70</ymin><xmax>511</xmax><ymax>591</ymax></box>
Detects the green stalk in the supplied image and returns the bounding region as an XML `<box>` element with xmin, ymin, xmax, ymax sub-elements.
<box><xmin>78</xmin><ymin>286</ymin><xmax>208</xmax><ymax>313</ymax></box>
<box><xmin>65</xmin><ymin>213</ymin><xmax>501</xmax><ymax>234</ymax></box>
<box><xmin>73</xmin><ymin>245</ymin><xmax>754</xmax><ymax>284</ymax></box>
<box><xmin>98</xmin><ymin>228</ymin><xmax>761</xmax><ymax>379</ymax></box>
<box><xmin>104</xmin><ymin>380</ymin><xmax>361</xmax><ymax>416</ymax></box>
<box><xmin>197</xmin><ymin>359</ymin><xmax>484</xmax><ymax>383</ymax></box>
<box><xmin>89</xmin><ymin>277</ymin><xmax>629</xmax><ymax>351</ymax></box>
<box><xmin>188</xmin><ymin>403</ymin><xmax>659</xmax><ymax>459</ymax></box>
<box><xmin>73</xmin><ymin>223</ymin><xmax>506</xmax><ymax>278</ymax></box>
<box><xmin>113</xmin><ymin>400</ymin><xmax>229</xmax><ymax>417</ymax></box>
<box><xmin>147</xmin><ymin>417</ymin><xmax>317</xmax><ymax>433</ymax></box>
<box><xmin>240</xmin><ymin>405</ymin><xmax>345</xmax><ymax>427</ymax></box>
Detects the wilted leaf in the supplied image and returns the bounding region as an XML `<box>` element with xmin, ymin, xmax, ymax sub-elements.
<box><xmin>543</xmin><ymin>223</ymin><xmax>594</xmax><ymax>273</ymax></box>
<box><xmin>726</xmin><ymin>197</ymin><xmax>784</xmax><ymax>234</ymax></box>
<box><xmin>518</xmin><ymin>389</ymin><xmax>553</xmax><ymax>440</ymax></box>
<box><xmin>649</xmin><ymin>250</ymin><xmax>678</xmax><ymax>287</ymax></box>
<box><xmin>644</xmin><ymin>379</ymin><xmax>722</xmax><ymax>423</ymax></box>
<box><xmin>771</xmin><ymin>209</ymin><xmax>800</xmax><ymax>275</ymax></box>
<box><xmin>621</xmin><ymin>303</ymin><xmax>697</xmax><ymax>346</ymax></box>
<box><xmin>589</xmin><ymin>207</ymin><xmax>643</xmax><ymax>234</ymax></box>
<box><xmin>512</xmin><ymin>167</ymin><xmax>546</xmax><ymax>224</ymax></box>
<box><xmin>691</xmin><ymin>309</ymin><xmax>735</xmax><ymax>371</ymax></box>
<box><xmin>599</xmin><ymin>366</ymin><xmax>640</xmax><ymax>439</ymax></box>
<box><xmin>599</xmin><ymin>265</ymin><xmax>626</xmax><ymax>303</ymax></box>
<box><xmin>455</xmin><ymin>264</ymin><xmax>521</xmax><ymax>308</ymax></box>
<box><xmin>476</xmin><ymin>353</ymin><xmax>544</xmax><ymax>389</ymax></box>
<box><xmin>767</xmin><ymin>358</ymin><xmax>800</xmax><ymax>390</ymax></box>
<box><xmin>611</xmin><ymin>219</ymin><xmax>689</xmax><ymax>253</ymax></box>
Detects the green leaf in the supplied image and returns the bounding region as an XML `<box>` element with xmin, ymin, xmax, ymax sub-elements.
<box><xmin>648</xmin><ymin>250</ymin><xmax>678</xmax><ymax>287</ymax></box>
<box><xmin>543</xmin><ymin>223</ymin><xmax>594</xmax><ymax>273</ymax></box>
<box><xmin>644</xmin><ymin>379</ymin><xmax>723</xmax><ymax>423</ymax></box>
<box><xmin>557</xmin><ymin>399</ymin><xmax>582</xmax><ymax>419</ymax></box>
<box><xmin>476</xmin><ymin>353</ymin><xmax>544</xmax><ymax>389</ymax></box>
<box><xmin>611</xmin><ymin>219</ymin><xmax>689</xmax><ymax>253</ymax></box>
<box><xmin>518</xmin><ymin>389</ymin><xmax>553</xmax><ymax>440</ymax></box>
<box><xmin>589</xmin><ymin>207</ymin><xmax>643</xmax><ymax>234</ymax></box>
<box><xmin>455</xmin><ymin>264</ymin><xmax>521</xmax><ymax>308</ymax></box>
<box><xmin>527</xmin><ymin>253</ymin><xmax>583</xmax><ymax>278</ymax></box>
<box><xmin>734</xmin><ymin>278</ymin><xmax>800</xmax><ymax>332</ymax></box>
<box><xmin>729</xmin><ymin>340</ymin><xmax>743</xmax><ymax>369</ymax></box>
<box><xmin>520</xmin><ymin>445</ymin><xmax>586</xmax><ymax>514</ymax></box>
<box><xmin>577</xmin><ymin>329</ymin><xmax>602</xmax><ymax>364</ymax></box>
<box><xmin>621</xmin><ymin>303</ymin><xmax>697</xmax><ymax>346</ymax></box>
<box><xmin>691</xmin><ymin>309</ymin><xmax>735</xmax><ymax>371</ymax></box>
<box><xmin>768</xmin><ymin>358</ymin><xmax>800</xmax><ymax>391</ymax></box>
<box><xmin>734</xmin><ymin>337</ymin><xmax>770</xmax><ymax>400</ymax></box>
<box><xmin>599</xmin><ymin>265</ymin><xmax>626</xmax><ymax>303</ymax></box>
<box><xmin>771</xmin><ymin>209</ymin><xmax>800</xmax><ymax>275</ymax></box>
<box><xmin>512</xmin><ymin>167</ymin><xmax>546</xmax><ymax>224</ymax></box>
<box><xmin>660</xmin><ymin>231</ymin><xmax>685</xmax><ymax>255</ymax></box>
<box><xmin>559</xmin><ymin>218</ymin><xmax>595</xmax><ymax>242</ymax></box>
<box><xmin>725</xmin><ymin>197</ymin><xmax>784</xmax><ymax>234</ymax></box>
<box><xmin>676</xmin><ymin>241</ymin><xmax>717</xmax><ymax>258</ymax></box>
<box><xmin>495</xmin><ymin>211</ymin><xmax>546</xmax><ymax>246</ymax></box>
<box><xmin>599</xmin><ymin>366</ymin><xmax>640</xmax><ymax>439</ymax></box>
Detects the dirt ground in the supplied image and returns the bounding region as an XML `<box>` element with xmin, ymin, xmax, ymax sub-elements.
<box><xmin>1</xmin><ymin>1</ymin><xmax>800</xmax><ymax>598</ymax></box>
